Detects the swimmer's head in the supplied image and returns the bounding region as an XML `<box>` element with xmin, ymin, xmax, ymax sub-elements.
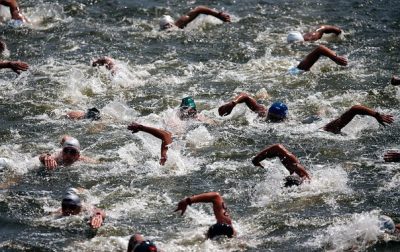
<box><xmin>284</xmin><ymin>175</ymin><xmax>303</xmax><ymax>187</ymax></box>
<box><xmin>207</xmin><ymin>223</ymin><xmax>234</xmax><ymax>239</ymax></box>
<box><xmin>86</xmin><ymin>107</ymin><xmax>101</xmax><ymax>121</ymax></box>
<box><xmin>61</xmin><ymin>190</ymin><xmax>82</xmax><ymax>216</ymax></box>
<box><xmin>379</xmin><ymin>215</ymin><xmax>396</xmax><ymax>233</ymax></box>
<box><xmin>127</xmin><ymin>235</ymin><xmax>157</xmax><ymax>252</ymax></box>
<box><xmin>62</xmin><ymin>137</ymin><xmax>80</xmax><ymax>153</ymax></box>
<box><xmin>287</xmin><ymin>31</ymin><xmax>304</xmax><ymax>43</ymax></box>
<box><xmin>179</xmin><ymin>96</ymin><xmax>197</xmax><ymax>119</ymax></box>
<box><xmin>267</xmin><ymin>102</ymin><xmax>288</xmax><ymax>122</ymax></box>
<box><xmin>159</xmin><ymin>15</ymin><xmax>175</xmax><ymax>30</ymax></box>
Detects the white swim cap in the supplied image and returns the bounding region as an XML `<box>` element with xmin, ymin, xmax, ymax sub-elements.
<box><xmin>159</xmin><ymin>15</ymin><xmax>174</xmax><ymax>30</ymax></box>
<box><xmin>62</xmin><ymin>137</ymin><xmax>80</xmax><ymax>152</ymax></box>
<box><xmin>287</xmin><ymin>31</ymin><xmax>304</xmax><ymax>43</ymax></box>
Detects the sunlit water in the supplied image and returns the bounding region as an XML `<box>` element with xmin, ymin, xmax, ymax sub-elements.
<box><xmin>1</xmin><ymin>0</ymin><xmax>400</xmax><ymax>251</ymax></box>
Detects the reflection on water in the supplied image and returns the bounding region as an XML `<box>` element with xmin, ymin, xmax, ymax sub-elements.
<box><xmin>1</xmin><ymin>0</ymin><xmax>400</xmax><ymax>251</ymax></box>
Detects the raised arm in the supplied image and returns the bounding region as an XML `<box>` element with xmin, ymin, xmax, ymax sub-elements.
<box><xmin>127</xmin><ymin>122</ymin><xmax>173</xmax><ymax>165</ymax></box>
<box><xmin>174</xmin><ymin>5</ymin><xmax>230</xmax><ymax>29</ymax></box>
<box><xmin>218</xmin><ymin>93</ymin><xmax>267</xmax><ymax>117</ymax></box>
<box><xmin>89</xmin><ymin>207</ymin><xmax>106</xmax><ymax>229</ymax></box>
<box><xmin>303</xmin><ymin>25</ymin><xmax>342</xmax><ymax>41</ymax></box>
<box><xmin>0</xmin><ymin>0</ymin><xmax>28</xmax><ymax>22</ymax></box>
<box><xmin>0</xmin><ymin>60</ymin><xmax>29</xmax><ymax>74</ymax></box>
<box><xmin>323</xmin><ymin>105</ymin><xmax>394</xmax><ymax>134</ymax></box>
<box><xmin>252</xmin><ymin>144</ymin><xmax>310</xmax><ymax>179</ymax></box>
<box><xmin>297</xmin><ymin>45</ymin><xmax>347</xmax><ymax>71</ymax></box>
<box><xmin>174</xmin><ymin>192</ymin><xmax>232</xmax><ymax>225</ymax></box>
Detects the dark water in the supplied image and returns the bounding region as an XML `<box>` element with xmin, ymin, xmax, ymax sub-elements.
<box><xmin>0</xmin><ymin>0</ymin><xmax>400</xmax><ymax>251</ymax></box>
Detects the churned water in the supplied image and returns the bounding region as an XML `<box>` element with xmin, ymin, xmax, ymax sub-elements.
<box><xmin>1</xmin><ymin>0</ymin><xmax>400</xmax><ymax>251</ymax></box>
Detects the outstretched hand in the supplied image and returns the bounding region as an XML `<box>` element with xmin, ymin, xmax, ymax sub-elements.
<box><xmin>218</xmin><ymin>102</ymin><xmax>235</xmax><ymax>116</ymax></box>
<box><xmin>174</xmin><ymin>199</ymin><xmax>188</xmax><ymax>216</ymax></box>
<box><xmin>375</xmin><ymin>113</ymin><xmax>394</xmax><ymax>127</ymax></box>
<box><xmin>333</xmin><ymin>55</ymin><xmax>348</xmax><ymax>66</ymax></box>
<box><xmin>89</xmin><ymin>214</ymin><xmax>103</xmax><ymax>229</ymax></box>
<box><xmin>252</xmin><ymin>158</ymin><xmax>264</xmax><ymax>168</ymax></box>
<box><xmin>127</xmin><ymin>122</ymin><xmax>142</xmax><ymax>133</ymax></box>
<box><xmin>10</xmin><ymin>61</ymin><xmax>29</xmax><ymax>74</ymax></box>
<box><xmin>384</xmin><ymin>151</ymin><xmax>400</xmax><ymax>162</ymax></box>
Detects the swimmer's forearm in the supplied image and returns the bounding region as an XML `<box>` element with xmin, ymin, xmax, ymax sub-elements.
<box><xmin>0</xmin><ymin>61</ymin><xmax>11</xmax><ymax>69</ymax></box>
<box><xmin>140</xmin><ymin>125</ymin><xmax>172</xmax><ymax>143</ymax></box>
<box><xmin>317</xmin><ymin>25</ymin><xmax>342</xmax><ymax>35</ymax></box>
<box><xmin>188</xmin><ymin>192</ymin><xmax>222</xmax><ymax>204</ymax></box>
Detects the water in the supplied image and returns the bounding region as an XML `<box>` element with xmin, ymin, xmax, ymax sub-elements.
<box><xmin>1</xmin><ymin>0</ymin><xmax>400</xmax><ymax>251</ymax></box>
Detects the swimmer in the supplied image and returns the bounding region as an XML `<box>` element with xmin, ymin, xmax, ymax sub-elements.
<box><xmin>218</xmin><ymin>93</ymin><xmax>288</xmax><ymax>122</ymax></box>
<box><xmin>52</xmin><ymin>188</ymin><xmax>106</xmax><ymax>229</ymax></box>
<box><xmin>175</xmin><ymin>192</ymin><xmax>235</xmax><ymax>239</ymax></box>
<box><xmin>289</xmin><ymin>45</ymin><xmax>348</xmax><ymax>74</ymax></box>
<box><xmin>67</xmin><ymin>107</ymin><xmax>101</xmax><ymax>121</ymax></box>
<box><xmin>383</xmin><ymin>150</ymin><xmax>400</xmax><ymax>162</ymax></box>
<box><xmin>127</xmin><ymin>234</ymin><xmax>158</xmax><ymax>252</ymax></box>
<box><xmin>323</xmin><ymin>105</ymin><xmax>394</xmax><ymax>134</ymax></box>
<box><xmin>0</xmin><ymin>60</ymin><xmax>28</xmax><ymax>74</ymax></box>
<box><xmin>127</xmin><ymin>122</ymin><xmax>172</xmax><ymax>165</ymax></box>
<box><xmin>39</xmin><ymin>136</ymin><xmax>97</xmax><ymax>170</ymax></box>
<box><xmin>92</xmin><ymin>56</ymin><xmax>117</xmax><ymax>75</ymax></box>
<box><xmin>0</xmin><ymin>0</ymin><xmax>29</xmax><ymax>23</ymax></box>
<box><xmin>391</xmin><ymin>76</ymin><xmax>400</xmax><ymax>86</ymax></box>
<box><xmin>252</xmin><ymin>144</ymin><xmax>311</xmax><ymax>186</ymax></box>
<box><xmin>159</xmin><ymin>5</ymin><xmax>230</xmax><ymax>31</ymax></box>
<box><xmin>287</xmin><ymin>25</ymin><xmax>342</xmax><ymax>43</ymax></box>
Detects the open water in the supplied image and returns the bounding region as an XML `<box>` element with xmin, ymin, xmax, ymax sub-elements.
<box><xmin>0</xmin><ymin>0</ymin><xmax>400</xmax><ymax>251</ymax></box>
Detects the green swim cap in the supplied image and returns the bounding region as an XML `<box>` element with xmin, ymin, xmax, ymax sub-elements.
<box><xmin>180</xmin><ymin>96</ymin><xmax>196</xmax><ymax>110</ymax></box>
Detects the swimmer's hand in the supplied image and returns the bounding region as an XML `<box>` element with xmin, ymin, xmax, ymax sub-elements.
<box><xmin>127</xmin><ymin>122</ymin><xmax>142</xmax><ymax>133</ymax></box>
<box><xmin>375</xmin><ymin>113</ymin><xmax>394</xmax><ymax>127</ymax></box>
<box><xmin>251</xmin><ymin>158</ymin><xmax>264</xmax><ymax>168</ymax></box>
<box><xmin>218</xmin><ymin>101</ymin><xmax>236</xmax><ymax>116</ymax></box>
<box><xmin>333</xmin><ymin>55</ymin><xmax>348</xmax><ymax>66</ymax></box>
<box><xmin>174</xmin><ymin>198</ymin><xmax>189</xmax><ymax>216</ymax></box>
<box><xmin>40</xmin><ymin>154</ymin><xmax>58</xmax><ymax>170</ymax></box>
<box><xmin>217</xmin><ymin>12</ymin><xmax>231</xmax><ymax>22</ymax></box>
<box><xmin>384</xmin><ymin>151</ymin><xmax>400</xmax><ymax>162</ymax></box>
<box><xmin>10</xmin><ymin>61</ymin><xmax>29</xmax><ymax>74</ymax></box>
<box><xmin>89</xmin><ymin>213</ymin><xmax>104</xmax><ymax>229</ymax></box>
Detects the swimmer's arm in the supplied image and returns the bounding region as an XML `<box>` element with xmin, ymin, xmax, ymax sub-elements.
<box><xmin>316</xmin><ymin>25</ymin><xmax>342</xmax><ymax>35</ymax></box>
<box><xmin>252</xmin><ymin>144</ymin><xmax>310</xmax><ymax>179</ymax></box>
<box><xmin>384</xmin><ymin>150</ymin><xmax>400</xmax><ymax>162</ymax></box>
<box><xmin>323</xmin><ymin>105</ymin><xmax>394</xmax><ymax>134</ymax></box>
<box><xmin>0</xmin><ymin>60</ymin><xmax>29</xmax><ymax>74</ymax></box>
<box><xmin>128</xmin><ymin>123</ymin><xmax>172</xmax><ymax>165</ymax></box>
<box><xmin>175</xmin><ymin>192</ymin><xmax>232</xmax><ymax>224</ymax></box>
<box><xmin>175</xmin><ymin>6</ymin><xmax>231</xmax><ymax>29</ymax></box>
<box><xmin>218</xmin><ymin>93</ymin><xmax>266</xmax><ymax>117</ymax></box>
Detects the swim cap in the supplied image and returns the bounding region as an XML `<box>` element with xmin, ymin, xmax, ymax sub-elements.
<box><xmin>378</xmin><ymin>215</ymin><xmax>395</xmax><ymax>233</ymax></box>
<box><xmin>284</xmin><ymin>175</ymin><xmax>303</xmax><ymax>187</ymax></box>
<box><xmin>207</xmin><ymin>223</ymin><xmax>234</xmax><ymax>239</ymax></box>
<box><xmin>85</xmin><ymin>107</ymin><xmax>101</xmax><ymax>121</ymax></box>
<box><xmin>180</xmin><ymin>96</ymin><xmax>196</xmax><ymax>110</ymax></box>
<box><xmin>159</xmin><ymin>15</ymin><xmax>174</xmax><ymax>30</ymax></box>
<box><xmin>128</xmin><ymin>239</ymin><xmax>157</xmax><ymax>252</ymax></box>
<box><xmin>287</xmin><ymin>31</ymin><xmax>304</xmax><ymax>43</ymax></box>
<box><xmin>62</xmin><ymin>137</ymin><xmax>80</xmax><ymax>152</ymax></box>
<box><xmin>268</xmin><ymin>102</ymin><xmax>288</xmax><ymax>120</ymax></box>
<box><xmin>7</xmin><ymin>19</ymin><xmax>24</xmax><ymax>28</ymax></box>
<box><xmin>62</xmin><ymin>191</ymin><xmax>82</xmax><ymax>208</ymax></box>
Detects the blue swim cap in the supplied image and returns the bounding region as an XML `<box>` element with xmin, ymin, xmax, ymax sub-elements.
<box><xmin>268</xmin><ymin>102</ymin><xmax>288</xmax><ymax>120</ymax></box>
<box><xmin>379</xmin><ymin>215</ymin><xmax>395</xmax><ymax>233</ymax></box>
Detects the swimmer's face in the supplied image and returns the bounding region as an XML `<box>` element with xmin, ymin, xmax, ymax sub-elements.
<box><xmin>179</xmin><ymin>107</ymin><xmax>197</xmax><ymax>119</ymax></box>
<box><xmin>267</xmin><ymin>112</ymin><xmax>286</xmax><ymax>122</ymax></box>
<box><xmin>161</xmin><ymin>22</ymin><xmax>175</xmax><ymax>30</ymax></box>
<box><xmin>62</xmin><ymin>147</ymin><xmax>80</xmax><ymax>164</ymax></box>
<box><xmin>62</xmin><ymin>205</ymin><xmax>81</xmax><ymax>216</ymax></box>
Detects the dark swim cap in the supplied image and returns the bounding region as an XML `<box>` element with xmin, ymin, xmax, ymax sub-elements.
<box><xmin>284</xmin><ymin>175</ymin><xmax>303</xmax><ymax>187</ymax></box>
<box><xmin>180</xmin><ymin>97</ymin><xmax>196</xmax><ymax>110</ymax></box>
<box><xmin>268</xmin><ymin>102</ymin><xmax>288</xmax><ymax>120</ymax></box>
<box><xmin>128</xmin><ymin>239</ymin><xmax>157</xmax><ymax>252</ymax></box>
<box><xmin>207</xmin><ymin>223</ymin><xmax>234</xmax><ymax>239</ymax></box>
<box><xmin>85</xmin><ymin>107</ymin><xmax>101</xmax><ymax>121</ymax></box>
